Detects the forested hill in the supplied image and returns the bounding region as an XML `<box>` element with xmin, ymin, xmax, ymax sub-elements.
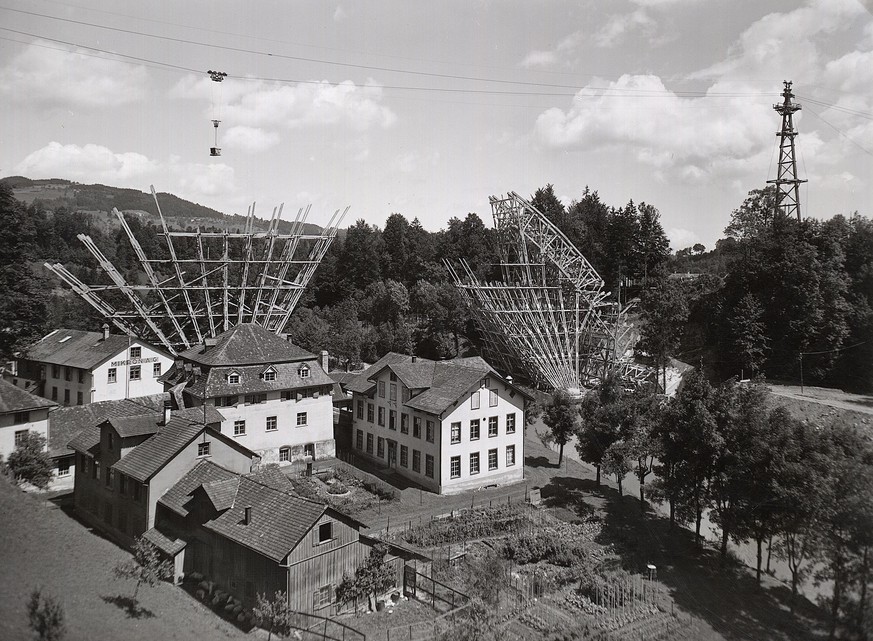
<box><xmin>0</xmin><ymin>176</ymin><xmax>323</xmax><ymax>235</ymax></box>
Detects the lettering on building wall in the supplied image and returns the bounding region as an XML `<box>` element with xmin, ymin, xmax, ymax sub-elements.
<box><xmin>110</xmin><ymin>357</ymin><xmax>160</xmax><ymax>367</ymax></box>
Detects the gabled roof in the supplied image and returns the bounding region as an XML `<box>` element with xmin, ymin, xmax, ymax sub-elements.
<box><xmin>142</xmin><ymin>527</ymin><xmax>186</xmax><ymax>556</ymax></box>
<box><xmin>0</xmin><ymin>378</ymin><xmax>56</xmax><ymax>415</ymax></box>
<box><xmin>388</xmin><ymin>361</ymin><xmax>436</xmax><ymax>390</ymax></box>
<box><xmin>182</xmin><ymin>362</ymin><xmax>334</xmax><ymax>399</ymax></box>
<box><xmin>23</xmin><ymin>328</ymin><xmax>168</xmax><ymax>370</ymax></box>
<box><xmin>178</xmin><ymin>324</ymin><xmax>313</xmax><ymax>367</ymax></box>
<box><xmin>111</xmin><ymin>418</ymin><xmax>206</xmax><ymax>481</ymax></box>
<box><xmin>202</xmin><ymin>478</ymin><xmax>240</xmax><ymax>511</ymax></box>
<box><xmin>344</xmin><ymin>352</ymin><xmax>412</xmax><ymax>395</ymax></box>
<box><xmin>403</xmin><ymin>361</ymin><xmax>493</xmax><ymax>415</ymax></box>
<box><xmin>61</xmin><ymin>394</ymin><xmax>167</xmax><ymax>458</ymax></box>
<box><xmin>158</xmin><ymin>459</ymin><xmax>239</xmax><ymax>517</ymax></box>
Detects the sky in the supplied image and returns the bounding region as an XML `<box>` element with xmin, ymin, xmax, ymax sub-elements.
<box><xmin>1</xmin><ymin>0</ymin><xmax>871</xmax><ymax>250</ymax></box>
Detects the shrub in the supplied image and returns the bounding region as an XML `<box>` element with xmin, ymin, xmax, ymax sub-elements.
<box><xmin>327</xmin><ymin>480</ymin><xmax>349</xmax><ymax>495</ymax></box>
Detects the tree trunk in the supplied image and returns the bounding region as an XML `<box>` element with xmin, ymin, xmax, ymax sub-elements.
<box><xmin>790</xmin><ymin>572</ymin><xmax>798</xmax><ymax>614</ymax></box>
<box><xmin>639</xmin><ymin>481</ymin><xmax>645</xmax><ymax>511</ymax></box>
<box><xmin>595</xmin><ymin>465</ymin><xmax>601</xmax><ymax>485</ymax></box>
<box><xmin>695</xmin><ymin>510</ymin><xmax>703</xmax><ymax>548</ymax></box>
<box><xmin>617</xmin><ymin>477</ymin><xmax>623</xmax><ymax>497</ymax></box>
<box><xmin>558</xmin><ymin>442</ymin><xmax>564</xmax><ymax>467</ymax></box>
<box><xmin>669</xmin><ymin>500</ymin><xmax>675</xmax><ymax>531</ymax></box>
<box><xmin>756</xmin><ymin>536</ymin><xmax>763</xmax><ymax>584</ymax></box>
<box><xmin>766</xmin><ymin>535</ymin><xmax>773</xmax><ymax>574</ymax></box>
<box><xmin>133</xmin><ymin>578</ymin><xmax>141</xmax><ymax>603</ymax></box>
<box><xmin>859</xmin><ymin>546</ymin><xmax>869</xmax><ymax>633</ymax></box>
<box><xmin>720</xmin><ymin>527</ymin><xmax>729</xmax><ymax>564</ymax></box>
<box><xmin>830</xmin><ymin>556</ymin><xmax>843</xmax><ymax>641</ymax></box>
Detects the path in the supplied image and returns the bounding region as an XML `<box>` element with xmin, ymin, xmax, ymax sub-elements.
<box><xmin>767</xmin><ymin>383</ymin><xmax>873</xmax><ymax>415</ymax></box>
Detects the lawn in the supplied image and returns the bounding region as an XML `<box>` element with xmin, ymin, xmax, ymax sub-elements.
<box><xmin>0</xmin><ymin>479</ymin><xmax>250</xmax><ymax>641</ymax></box>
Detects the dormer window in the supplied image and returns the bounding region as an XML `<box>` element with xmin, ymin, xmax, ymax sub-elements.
<box><xmin>228</xmin><ymin>371</ymin><xmax>240</xmax><ymax>384</ymax></box>
<box><xmin>298</xmin><ymin>364</ymin><xmax>310</xmax><ymax>379</ymax></box>
<box><xmin>481</xmin><ymin>378</ymin><xmax>490</xmax><ymax>389</ymax></box>
<box><xmin>262</xmin><ymin>367</ymin><xmax>277</xmax><ymax>382</ymax></box>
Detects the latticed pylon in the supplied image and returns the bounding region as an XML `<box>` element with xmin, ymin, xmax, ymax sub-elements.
<box><xmin>446</xmin><ymin>191</ymin><xmax>651</xmax><ymax>392</ymax></box>
<box><xmin>44</xmin><ymin>186</ymin><xmax>347</xmax><ymax>355</ymax></box>
<box><xmin>767</xmin><ymin>80</ymin><xmax>807</xmax><ymax>221</ymax></box>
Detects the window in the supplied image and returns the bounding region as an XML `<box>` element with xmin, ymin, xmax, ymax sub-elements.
<box><xmin>506</xmin><ymin>413</ymin><xmax>516</xmax><ymax>434</ymax></box>
<box><xmin>366</xmin><ymin>433</ymin><xmax>373</xmax><ymax>455</ymax></box>
<box><xmin>108</xmin><ymin>432</ymin><xmax>114</xmax><ymax>450</ymax></box>
<box><xmin>390</xmin><ymin>372</ymin><xmax>397</xmax><ymax>382</ymax></box>
<box><xmin>489</xmin><ymin>389</ymin><xmax>498</xmax><ymax>407</ymax></box>
<box><xmin>279</xmin><ymin>447</ymin><xmax>290</xmax><ymax>462</ymax></box>
<box><xmin>400</xmin><ymin>445</ymin><xmax>408</xmax><ymax>467</ymax></box>
<box><xmin>482</xmin><ymin>377</ymin><xmax>490</xmax><ymax>388</ymax></box>
<box><xmin>14</xmin><ymin>430</ymin><xmax>27</xmax><ymax>447</ymax></box>
<box><xmin>367</xmin><ymin>403</ymin><xmax>374</xmax><ymax>423</ymax></box>
<box><xmin>488</xmin><ymin>448</ymin><xmax>498</xmax><ymax>471</ymax></box>
<box><xmin>378</xmin><ymin>380</ymin><xmax>386</xmax><ymax>398</ymax></box>
<box><xmin>105</xmin><ymin>467</ymin><xmax>113</xmax><ymax>488</ymax></box>
<box><xmin>266</xmin><ymin>416</ymin><xmax>277</xmax><ymax>431</ymax></box>
<box><xmin>228</xmin><ymin>372</ymin><xmax>240</xmax><ymax>384</ymax></box>
<box><xmin>130</xmin><ymin>346</ymin><xmax>141</xmax><ymax>359</ymax></box>
<box><xmin>92</xmin><ymin>460</ymin><xmax>98</xmax><ymax>480</ymax></box>
<box><xmin>245</xmin><ymin>393</ymin><xmax>267</xmax><ymax>405</ymax></box>
<box><xmin>377</xmin><ymin>437</ymin><xmax>385</xmax><ymax>458</ymax></box>
<box><xmin>506</xmin><ymin>445</ymin><xmax>516</xmax><ymax>467</ymax></box>
<box><xmin>64</xmin><ymin>367</ymin><xmax>71</xmax><ymax>382</ymax></box>
<box><xmin>450</xmin><ymin>422</ymin><xmax>461</xmax><ymax>444</ymax></box>
<box><xmin>450</xmin><ymin>456</ymin><xmax>461</xmax><ymax>479</ymax></box>
<box><xmin>217</xmin><ymin>395</ymin><xmax>238</xmax><ymax>407</ymax></box>
<box><xmin>357</xmin><ymin>400</ymin><xmax>364</xmax><ymax>420</ymax></box>
<box><xmin>390</xmin><ymin>383</ymin><xmax>397</xmax><ymax>401</ymax></box>
<box><xmin>489</xmin><ymin>416</ymin><xmax>498</xmax><ymax>437</ymax></box>
<box><xmin>299</xmin><ymin>364</ymin><xmax>310</xmax><ymax>379</ymax></box>
<box><xmin>389</xmin><ymin>410</ymin><xmax>396</xmax><ymax>431</ymax></box>
<box><xmin>51</xmin><ymin>387</ymin><xmax>58</xmax><ymax>401</ymax></box>
<box><xmin>425</xmin><ymin>454</ymin><xmax>434</xmax><ymax>479</ymax></box>
<box><xmin>198</xmin><ymin>442</ymin><xmax>211</xmax><ymax>457</ymax></box>
<box><xmin>318</xmin><ymin>521</ymin><xmax>333</xmax><ymax>544</ymax></box>
<box><xmin>413</xmin><ymin>417</ymin><xmax>421</xmax><ymax>439</ymax></box>
<box><xmin>296</xmin><ymin>412</ymin><xmax>307</xmax><ymax>427</ymax></box>
<box><xmin>57</xmin><ymin>458</ymin><xmax>71</xmax><ymax>477</ymax></box>
<box><xmin>402</xmin><ymin>387</ymin><xmax>411</xmax><ymax>402</ymax></box>
<box><xmin>470</xmin><ymin>419</ymin><xmax>480</xmax><ymax>441</ymax></box>
<box><xmin>129</xmin><ymin>365</ymin><xmax>141</xmax><ymax>381</ymax></box>
<box><xmin>426</xmin><ymin>420</ymin><xmax>434</xmax><ymax>443</ymax></box>
<box><xmin>78</xmin><ymin>369</ymin><xmax>85</xmax><ymax>384</ymax></box>
<box><xmin>281</xmin><ymin>390</ymin><xmax>293</xmax><ymax>401</ymax></box>
<box><xmin>299</xmin><ymin>388</ymin><xmax>312</xmax><ymax>400</ymax></box>
<box><xmin>153</xmin><ymin>363</ymin><xmax>162</xmax><ymax>377</ymax></box>
<box><xmin>64</xmin><ymin>389</ymin><xmax>70</xmax><ymax>405</ymax></box>
<box><xmin>52</xmin><ymin>365</ymin><xmax>60</xmax><ymax>379</ymax></box>
<box><xmin>400</xmin><ymin>413</ymin><xmax>409</xmax><ymax>434</ymax></box>
<box><xmin>263</xmin><ymin>369</ymin><xmax>276</xmax><ymax>382</ymax></box>
<box><xmin>77</xmin><ymin>391</ymin><xmax>83</xmax><ymax>406</ymax></box>
<box><xmin>313</xmin><ymin>584</ymin><xmax>332</xmax><ymax>609</ymax></box>
<box><xmin>356</xmin><ymin>430</ymin><xmax>364</xmax><ymax>450</ymax></box>
<box><xmin>471</xmin><ymin>391</ymin><xmax>480</xmax><ymax>410</ymax></box>
<box><xmin>119</xmin><ymin>474</ymin><xmax>126</xmax><ymax>495</ymax></box>
<box><xmin>13</xmin><ymin>411</ymin><xmax>29</xmax><ymax>424</ymax></box>
<box><xmin>107</xmin><ymin>368</ymin><xmax>117</xmax><ymax>384</ymax></box>
<box><xmin>412</xmin><ymin>450</ymin><xmax>421</xmax><ymax>473</ymax></box>
<box><xmin>304</xmin><ymin>443</ymin><xmax>314</xmax><ymax>458</ymax></box>
<box><xmin>234</xmin><ymin>420</ymin><xmax>246</xmax><ymax>436</ymax></box>
<box><xmin>470</xmin><ymin>452</ymin><xmax>480</xmax><ymax>475</ymax></box>
<box><xmin>378</xmin><ymin>407</ymin><xmax>385</xmax><ymax>427</ymax></box>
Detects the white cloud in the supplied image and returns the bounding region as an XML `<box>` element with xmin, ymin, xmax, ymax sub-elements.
<box><xmin>15</xmin><ymin>142</ymin><xmax>157</xmax><ymax>184</ymax></box>
<box><xmin>171</xmin><ymin>76</ymin><xmax>396</xmax><ymax>132</ymax></box>
<box><xmin>0</xmin><ymin>40</ymin><xmax>147</xmax><ymax>108</ymax></box>
<box><xmin>222</xmin><ymin>126</ymin><xmax>280</xmax><ymax>153</ymax></box>
<box><xmin>595</xmin><ymin>9</ymin><xmax>656</xmax><ymax>47</ymax></box>
<box><xmin>666</xmin><ymin>227</ymin><xmax>700</xmax><ymax>251</ymax></box>
<box><xmin>520</xmin><ymin>50</ymin><xmax>559</xmax><ymax>69</ymax></box>
<box><xmin>168</xmin><ymin>157</ymin><xmax>236</xmax><ymax>199</ymax></box>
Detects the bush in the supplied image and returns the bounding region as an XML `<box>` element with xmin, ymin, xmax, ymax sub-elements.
<box><xmin>404</xmin><ymin>505</ymin><xmax>530</xmax><ymax>547</ymax></box>
<box><xmin>501</xmin><ymin>532</ymin><xmax>589</xmax><ymax>567</ymax></box>
<box><xmin>327</xmin><ymin>480</ymin><xmax>349</xmax><ymax>495</ymax></box>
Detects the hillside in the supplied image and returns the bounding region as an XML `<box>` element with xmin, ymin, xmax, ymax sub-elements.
<box><xmin>1</xmin><ymin>176</ymin><xmax>323</xmax><ymax>235</ymax></box>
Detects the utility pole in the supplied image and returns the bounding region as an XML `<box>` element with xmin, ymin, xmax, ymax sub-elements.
<box><xmin>767</xmin><ymin>81</ymin><xmax>807</xmax><ymax>222</ymax></box>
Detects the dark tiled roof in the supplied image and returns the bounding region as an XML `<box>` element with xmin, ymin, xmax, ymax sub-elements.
<box><xmin>60</xmin><ymin>394</ymin><xmax>166</xmax><ymax>458</ymax></box>
<box><xmin>388</xmin><ymin>361</ymin><xmax>436</xmax><ymax>389</ymax></box>
<box><xmin>142</xmin><ymin>527</ymin><xmax>186</xmax><ymax>556</ymax></box>
<box><xmin>178</xmin><ymin>324</ymin><xmax>313</xmax><ymax>367</ymax></box>
<box><xmin>107</xmin><ymin>415</ymin><xmax>164</xmax><ymax>438</ymax></box>
<box><xmin>245</xmin><ymin>464</ymin><xmax>294</xmax><ymax>492</ymax></box>
<box><xmin>158</xmin><ymin>460</ymin><xmax>239</xmax><ymax>517</ymax></box>
<box><xmin>0</xmin><ymin>378</ymin><xmax>56</xmax><ymax>414</ymax></box>
<box><xmin>403</xmin><ymin>361</ymin><xmax>491</xmax><ymax>415</ymax></box>
<box><xmin>204</xmin><ymin>474</ymin><xmax>327</xmax><ymax>562</ymax></box>
<box><xmin>23</xmin><ymin>328</ymin><xmax>167</xmax><ymax>370</ymax></box>
<box><xmin>184</xmin><ymin>362</ymin><xmax>334</xmax><ymax>399</ymax></box>
<box><xmin>344</xmin><ymin>352</ymin><xmax>411</xmax><ymax>394</ymax></box>
<box><xmin>203</xmin><ymin>478</ymin><xmax>240</xmax><ymax>511</ymax></box>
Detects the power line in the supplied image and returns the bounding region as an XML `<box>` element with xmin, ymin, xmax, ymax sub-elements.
<box><xmin>801</xmin><ymin>340</ymin><xmax>869</xmax><ymax>357</ymax></box>
<box><xmin>803</xmin><ymin>105</ymin><xmax>873</xmax><ymax>158</ymax></box>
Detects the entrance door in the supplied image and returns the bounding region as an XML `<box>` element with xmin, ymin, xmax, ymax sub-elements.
<box><xmin>387</xmin><ymin>440</ymin><xmax>397</xmax><ymax>468</ymax></box>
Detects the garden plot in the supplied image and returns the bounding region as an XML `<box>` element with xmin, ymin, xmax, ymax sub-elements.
<box><xmin>289</xmin><ymin>467</ymin><xmax>397</xmax><ymax>515</ymax></box>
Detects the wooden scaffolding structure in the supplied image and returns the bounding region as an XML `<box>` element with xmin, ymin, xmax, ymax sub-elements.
<box><xmin>446</xmin><ymin>191</ymin><xmax>651</xmax><ymax>392</ymax></box>
<box><xmin>45</xmin><ymin>186</ymin><xmax>347</xmax><ymax>355</ymax></box>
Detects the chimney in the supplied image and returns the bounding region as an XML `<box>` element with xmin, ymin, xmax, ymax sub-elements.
<box><xmin>203</xmin><ymin>337</ymin><xmax>217</xmax><ymax>352</ymax></box>
<box><xmin>411</xmin><ymin>355</ymin><xmax>417</xmax><ymax>363</ymax></box>
<box><xmin>243</xmin><ymin>506</ymin><xmax>252</xmax><ymax>525</ymax></box>
<box><xmin>506</xmin><ymin>375</ymin><xmax>513</xmax><ymax>383</ymax></box>
<box><xmin>102</xmin><ymin>323</ymin><xmax>109</xmax><ymax>341</ymax></box>
<box><xmin>320</xmin><ymin>350</ymin><xmax>329</xmax><ymax>372</ymax></box>
<box><xmin>163</xmin><ymin>400</ymin><xmax>172</xmax><ymax>426</ymax></box>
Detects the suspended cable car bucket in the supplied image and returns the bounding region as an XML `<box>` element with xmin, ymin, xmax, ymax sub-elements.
<box><xmin>207</xmin><ymin>70</ymin><xmax>227</xmax><ymax>157</ymax></box>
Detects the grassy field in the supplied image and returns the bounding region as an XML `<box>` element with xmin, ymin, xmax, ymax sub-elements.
<box><xmin>0</xmin><ymin>479</ymin><xmax>250</xmax><ymax>641</ymax></box>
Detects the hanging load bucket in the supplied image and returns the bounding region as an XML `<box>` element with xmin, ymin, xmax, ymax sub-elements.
<box><xmin>208</xmin><ymin>70</ymin><xmax>227</xmax><ymax>157</ymax></box>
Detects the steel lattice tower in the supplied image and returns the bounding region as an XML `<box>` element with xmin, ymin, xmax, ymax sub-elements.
<box><xmin>767</xmin><ymin>81</ymin><xmax>807</xmax><ymax>221</ymax></box>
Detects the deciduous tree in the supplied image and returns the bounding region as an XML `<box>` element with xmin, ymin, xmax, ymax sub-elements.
<box><xmin>27</xmin><ymin>588</ymin><xmax>65</xmax><ymax>641</ymax></box>
<box><xmin>7</xmin><ymin>432</ymin><xmax>53</xmax><ymax>490</ymax></box>
<box><xmin>541</xmin><ymin>389</ymin><xmax>580</xmax><ymax>467</ymax></box>
<box><xmin>112</xmin><ymin>537</ymin><xmax>173</xmax><ymax>605</ymax></box>
<box><xmin>252</xmin><ymin>591</ymin><xmax>291</xmax><ymax>641</ymax></box>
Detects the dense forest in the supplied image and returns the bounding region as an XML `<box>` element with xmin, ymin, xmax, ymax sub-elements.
<box><xmin>1</xmin><ymin>180</ymin><xmax>871</xmax><ymax>392</ymax></box>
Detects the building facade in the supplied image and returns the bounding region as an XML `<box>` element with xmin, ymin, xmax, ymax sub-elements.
<box><xmin>162</xmin><ymin>324</ymin><xmax>336</xmax><ymax>465</ymax></box>
<box><xmin>11</xmin><ymin>326</ymin><xmax>173</xmax><ymax>406</ymax></box>
<box><xmin>346</xmin><ymin>354</ymin><xmax>530</xmax><ymax>494</ymax></box>
<box><xmin>0</xmin><ymin>378</ymin><xmax>56</xmax><ymax>468</ymax></box>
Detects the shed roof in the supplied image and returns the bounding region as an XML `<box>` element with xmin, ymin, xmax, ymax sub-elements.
<box><xmin>0</xmin><ymin>378</ymin><xmax>56</xmax><ymax>415</ymax></box>
<box><xmin>178</xmin><ymin>324</ymin><xmax>313</xmax><ymax>367</ymax></box>
<box><xmin>142</xmin><ymin>527</ymin><xmax>186</xmax><ymax>556</ymax></box>
<box><xmin>23</xmin><ymin>328</ymin><xmax>167</xmax><ymax>370</ymax></box>
<box><xmin>59</xmin><ymin>394</ymin><xmax>166</xmax><ymax>458</ymax></box>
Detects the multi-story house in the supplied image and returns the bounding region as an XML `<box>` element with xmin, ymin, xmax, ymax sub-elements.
<box><xmin>0</xmin><ymin>377</ymin><xmax>56</xmax><ymax>467</ymax></box>
<box><xmin>345</xmin><ymin>353</ymin><xmax>531</xmax><ymax>494</ymax></box>
<box><xmin>9</xmin><ymin>325</ymin><xmax>173</xmax><ymax>405</ymax></box>
<box><xmin>70</xmin><ymin>403</ymin><xmax>257</xmax><ymax>546</ymax></box>
<box><xmin>161</xmin><ymin>323</ymin><xmax>336</xmax><ymax>465</ymax></box>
